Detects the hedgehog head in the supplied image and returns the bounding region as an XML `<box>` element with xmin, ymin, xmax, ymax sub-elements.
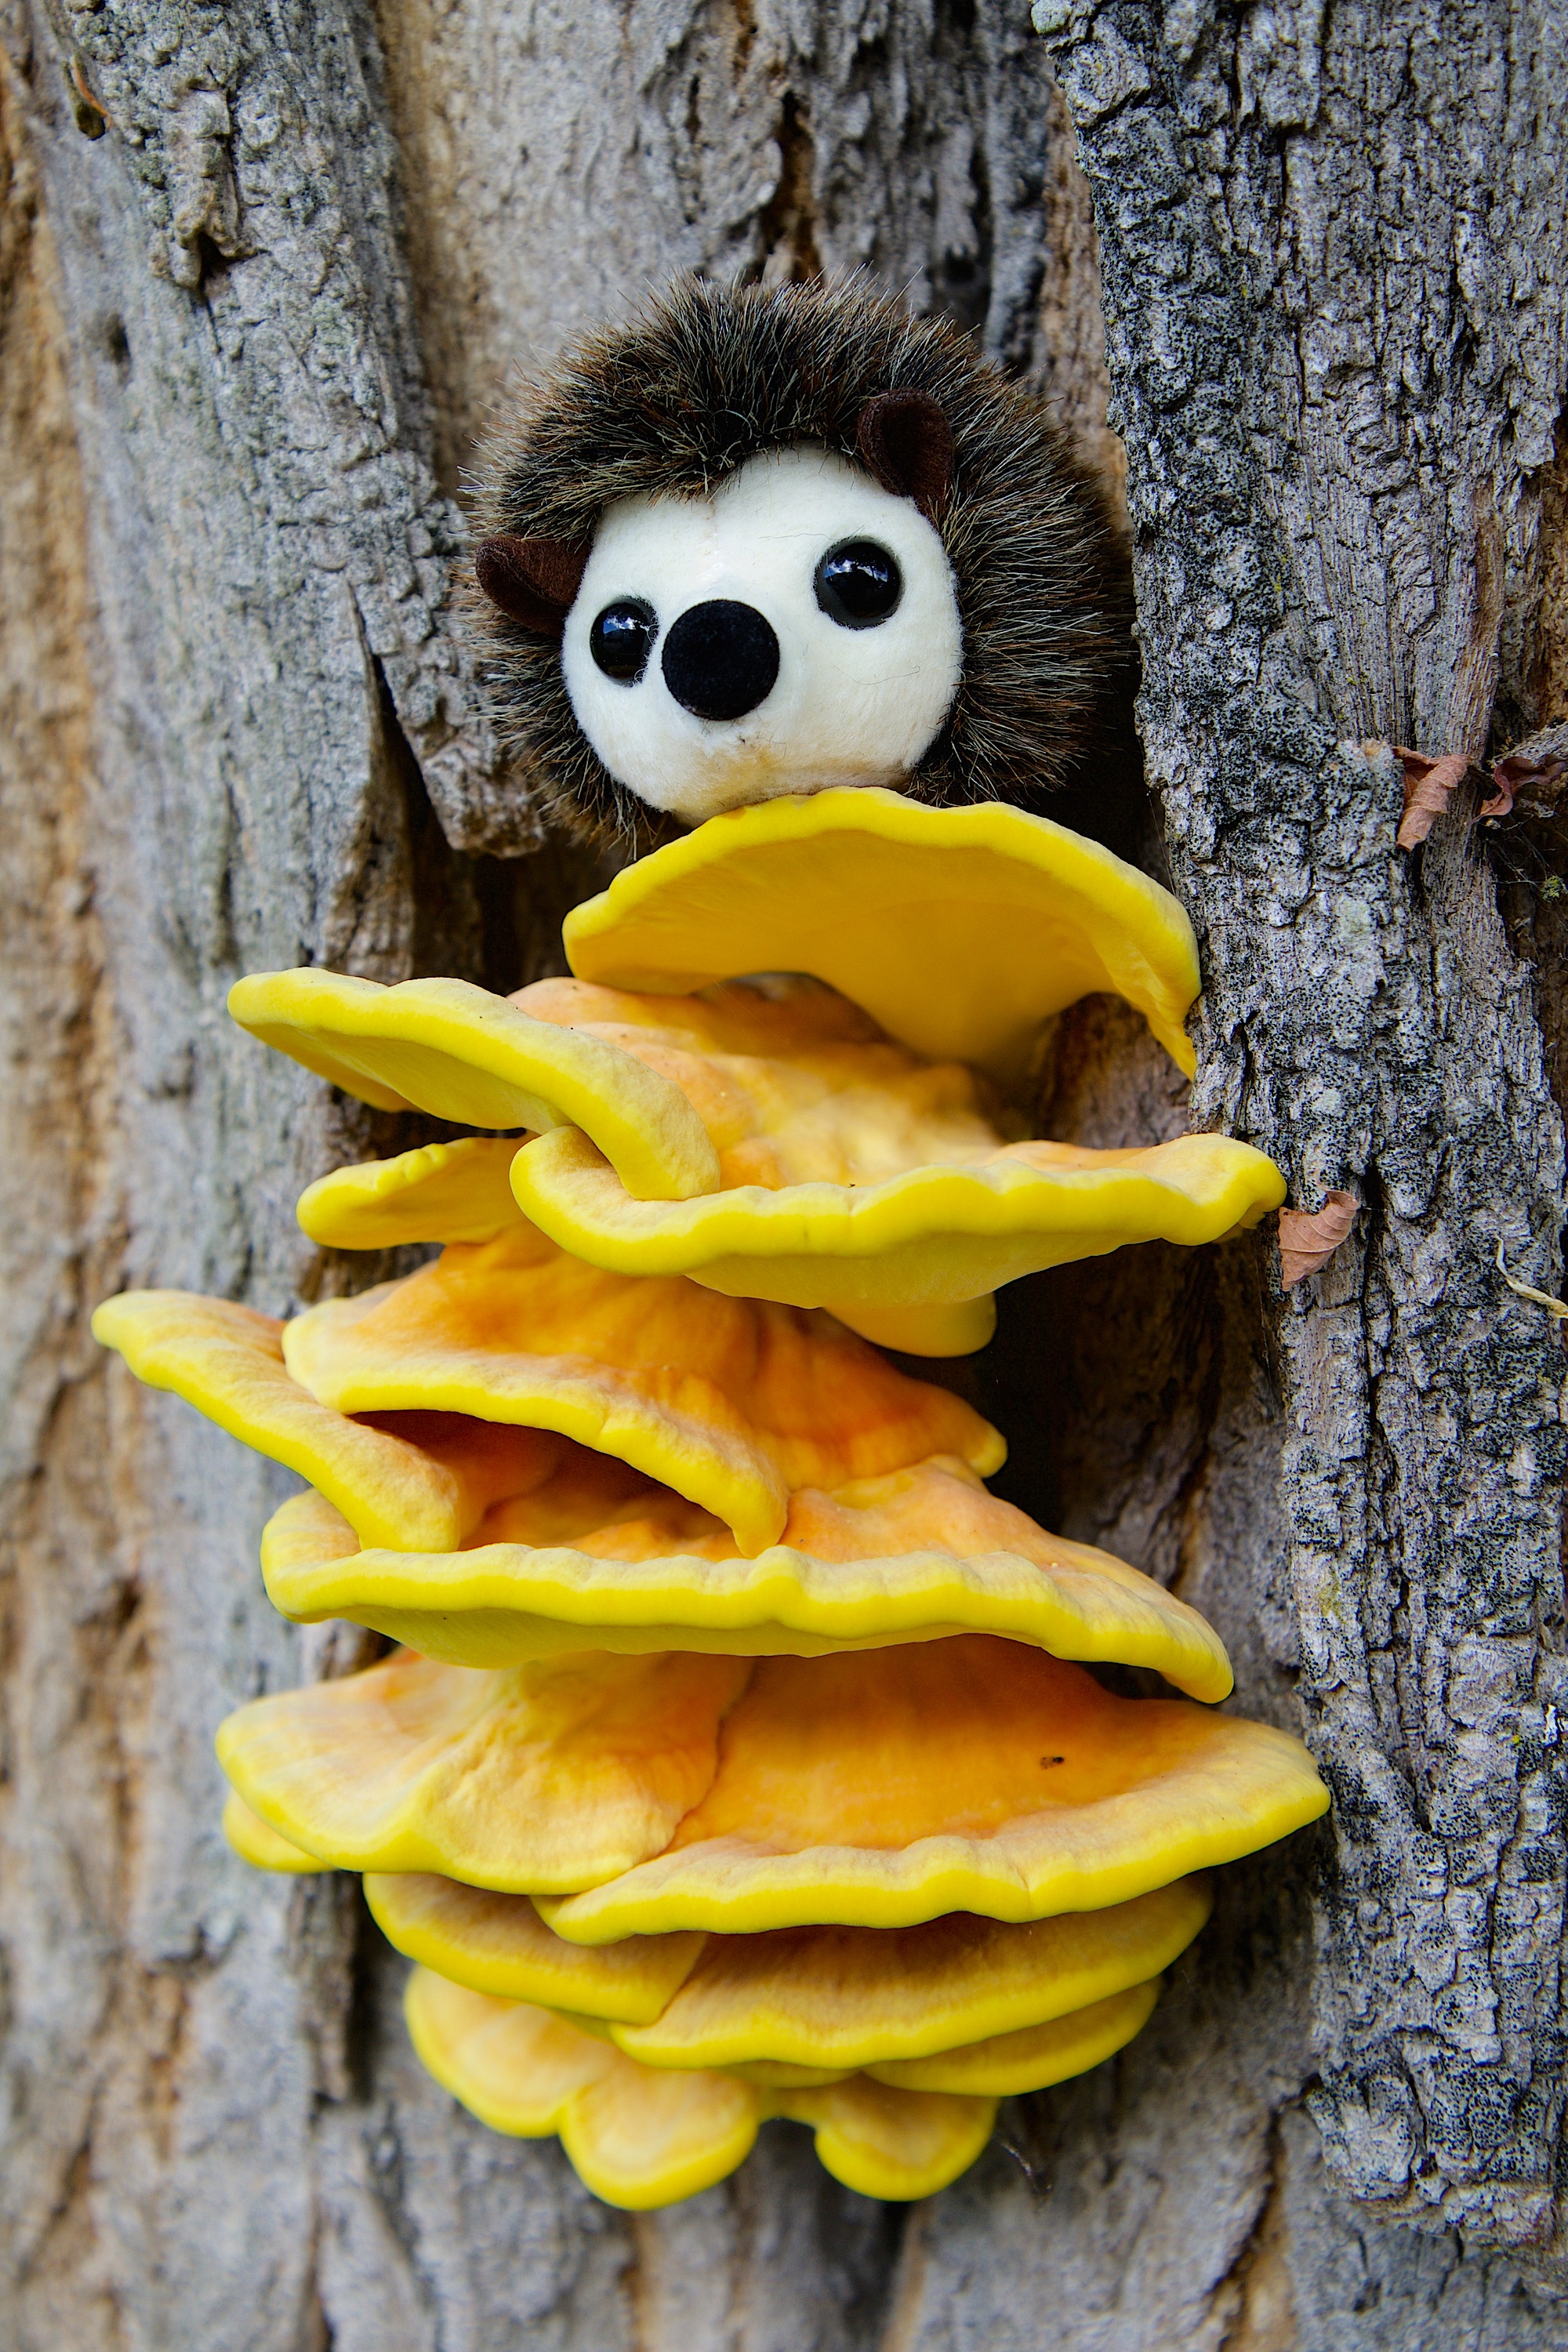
<box><xmin>471</xmin><ymin>278</ymin><xmax>1131</xmax><ymax>850</ymax></box>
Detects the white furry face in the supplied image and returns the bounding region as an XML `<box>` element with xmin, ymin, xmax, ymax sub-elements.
<box><xmin>560</xmin><ymin>445</ymin><xmax>964</xmax><ymax>823</ymax></box>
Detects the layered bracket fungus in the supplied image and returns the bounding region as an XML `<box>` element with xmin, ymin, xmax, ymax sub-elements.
<box><xmin>92</xmin><ymin>282</ymin><xmax>1323</xmax><ymax>2208</ymax></box>
<box><xmin>401</xmin><ymin>1970</ymin><xmax>1003</xmax><ymax>2205</ymax></box>
<box><xmin>93</xmin><ymin>794</ymin><xmax>1324</xmax><ymax>2209</ymax></box>
<box><xmin>211</xmin><ymin>1635</ymin><xmax>1321</xmax><ymax>1919</ymax></box>
<box><xmin>232</xmin><ymin>793</ymin><xmax>1283</xmax><ymax>1357</ymax></box>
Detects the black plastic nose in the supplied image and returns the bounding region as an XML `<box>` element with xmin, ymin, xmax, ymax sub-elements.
<box><xmin>661</xmin><ymin>600</ymin><xmax>780</xmax><ymax>722</ymax></box>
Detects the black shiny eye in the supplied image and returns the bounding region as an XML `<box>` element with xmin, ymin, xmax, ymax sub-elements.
<box><xmin>590</xmin><ymin>598</ymin><xmax>658</xmax><ymax>682</ymax></box>
<box><xmin>814</xmin><ymin>539</ymin><xmax>903</xmax><ymax>629</ymax></box>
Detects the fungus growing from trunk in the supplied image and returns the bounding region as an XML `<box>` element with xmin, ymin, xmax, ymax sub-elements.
<box><xmin>365</xmin><ymin>1871</ymin><xmax>1210</xmax><ymax>2071</ymax></box>
<box><xmin>234</xmin><ymin>797</ymin><xmax>1279</xmax><ymax>1356</ymax></box>
<box><xmin>95</xmin><ymin>787</ymin><xmax>1317</xmax><ymax>2213</ymax></box>
<box><xmin>214</xmin><ymin>1637</ymin><xmax>1325</xmax><ymax>1919</ymax></box>
<box><xmin>281</xmin><ymin>1224</ymin><xmax>1002</xmax><ymax>1548</ymax></box>
<box><xmin>285</xmin><ymin>969</ymin><xmax>1281</xmax><ymax>1358</ymax></box>
<box><xmin>403</xmin><ymin>1969</ymin><xmax>1000</xmax><ymax>2205</ymax></box>
<box><xmin>256</xmin><ymin>1457</ymin><xmax>1235</xmax><ymax>1697</ymax></box>
<box><xmin>561</xmin><ymin>788</ymin><xmax>1200</xmax><ymax>1082</ymax></box>
<box><xmin>96</xmin><ymin>1229</ymin><xmax>1002</xmax><ymax>1559</ymax></box>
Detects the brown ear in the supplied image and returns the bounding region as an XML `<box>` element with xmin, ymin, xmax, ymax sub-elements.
<box><xmin>474</xmin><ymin>535</ymin><xmax>590</xmax><ymax>633</ymax></box>
<box><xmin>855</xmin><ymin>390</ymin><xmax>956</xmax><ymax>522</ymax></box>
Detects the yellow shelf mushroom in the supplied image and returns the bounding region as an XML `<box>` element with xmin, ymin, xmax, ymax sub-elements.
<box><xmin>285</xmin><ymin>974</ymin><xmax>1283</xmax><ymax>1357</ymax></box>
<box><xmin>249</xmin><ymin>954</ymin><xmax>1281</xmax><ymax>1359</ymax></box>
<box><xmin>101</xmin><ymin>793</ymin><xmax>1321</xmax><ymax>2208</ymax></box>
<box><xmin>403</xmin><ymin>1959</ymin><xmax>1169</xmax><ymax>2201</ymax></box>
<box><xmin>281</xmin><ymin>1224</ymin><xmax>1003</xmax><ymax>1551</ymax></box>
<box><xmin>228</xmin><ymin>966</ymin><xmax>719</xmax><ymax>1201</ymax></box>
<box><xmin>367</xmin><ymin>1871</ymin><xmax>708</xmax><ymax>2020</ymax></box>
<box><xmin>297</xmin><ymin>1134</ymin><xmax>526</xmax><ymax>1248</ymax></box>
<box><xmin>223</xmin><ymin>1791</ymin><xmax>332</xmax><ymax>1874</ymax></box>
<box><xmin>561</xmin><ymin>787</ymin><xmax>1202</xmax><ymax>1084</ymax></box>
<box><xmin>862</xmin><ymin>1984</ymin><xmax>1163</xmax><ymax>2096</ymax></box>
<box><xmin>218</xmin><ymin>1645</ymin><xmax>751</xmax><ymax>1892</ymax></box>
<box><xmin>216</xmin><ymin>1821</ymin><xmax>1193</xmax><ymax>2104</ymax></box>
<box><xmin>258</xmin><ymin>1457</ymin><xmax>1236</xmax><ymax>1698</ymax></box>
<box><xmin>403</xmin><ymin>1968</ymin><xmax>1001</xmax><ymax>2205</ymax></box>
<box><xmin>405</xmin><ymin>1970</ymin><xmax>766</xmax><ymax>2206</ymax></box>
<box><xmin>366</xmin><ymin>1869</ymin><xmax>1210</xmax><ymax>2073</ymax></box>
<box><xmin>216</xmin><ymin>1636</ymin><xmax>1327</xmax><ymax>1926</ymax></box>
<box><xmin>91</xmin><ymin>1290</ymin><xmax>539</xmax><ymax>1554</ymax></box>
<box><xmin>94</xmin><ymin>1225</ymin><xmax>1001</xmax><ymax>1560</ymax></box>
<box><xmin>510</xmin><ymin>1119</ymin><xmax>1284</xmax><ymax>1359</ymax></box>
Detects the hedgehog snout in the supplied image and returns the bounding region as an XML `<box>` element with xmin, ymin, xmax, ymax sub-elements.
<box><xmin>556</xmin><ymin>445</ymin><xmax>967</xmax><ymax>821</ymax></box>
<box><xmin>661</xmin><ymin>601</ymin><xmax>781</xmax><ymax>724</ymax></box>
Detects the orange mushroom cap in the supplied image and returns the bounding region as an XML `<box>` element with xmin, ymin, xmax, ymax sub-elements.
<box><xmin>298</xmin><ymin>1135</ymin><xmax>525</xmax><ymax>1248</ymax></box>
<box><xmin>260</xmin><ymin>1448</ymin><xmax>1234</xmax><ymax>1699</ymax></box>
<box><xmin>281</xmin><ymin>1223</ymin><xmax>1003</xmax><ymax>1552</ymax></box>
<box><xmin>608</xmin><ymin>1886</ymin><xmax>1207</xmax><ymax>2074</ymax></box>
<box><xmin>216</xmin><ymin>1636</ymin><xmax>1326</xmax><ymax>1924</ymax></box>
<box><xmin>220</xmin><ymin>1849</ymin><xmax>1196</xmax><ymax>2094</ymax></box>
<box><xmin>287</xmin><ymin>974</ymin><xmax>1283</xmax><ymax>1359</ymax></box>
<box><xmin>562</xmin><ymin>787</ymin><xmax>1202</xmax><ymax>1084</ymax></box>
<box><xmin>94</xmin><ymin>1226</ymin><xmax>1000</xmax><ymax>1560</ymax></box>
<box><xmin>361</xmin><ymin>1868</ymin><xmax>1208</xmax><ymax>2068</ymax></box>
<box><xmin>216</xmin><ymin>1646</ymin><xmax>748</xmax><ymax>1892</ymax></box>
<box><xmin>512</xmin><ymin>1123</ymin><xmax>1285</xmax><ymax>1358</ymax></box>
<box><xmin>536</xmin><ymin>1639</ymin><xmax>1327</xmax><ymax>1940</ymax></box>
<box><xmin>403</xmin><ymin>1970</ymin><xmax>764</xmax><ymax>2207</ymax></box>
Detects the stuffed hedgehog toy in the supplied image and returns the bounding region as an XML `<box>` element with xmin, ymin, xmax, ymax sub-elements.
<box><xmin>471</xmin><ymin>278</ymin><xmax>1131</xmax><ymax>848</ymax></box>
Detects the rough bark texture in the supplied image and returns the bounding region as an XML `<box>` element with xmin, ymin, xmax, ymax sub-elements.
<box><xmin>370</xmin><ymin>0</ymin><xmax>1062</xmax><ymax>499</ymax></box>
<box><xmin>2</xmin><ymin>0</ymin><xmax>1566</xmax><ymax>2347</ymax></box>
<box><xmin>1035</xmin><ymin>0</ymin><xmax>1568</xmax><ymax>2266</ymax></box>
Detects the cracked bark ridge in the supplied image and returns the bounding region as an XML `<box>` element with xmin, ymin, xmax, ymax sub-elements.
<box><xmin>44</xmin><ymin>0</ymin><xmax>525</xmax><ymax>852</ymax></box>
<box><xmin>1035</xmin><ymin>0</ymin><xmax>1568</xmax><ymax>2257</ymax></box>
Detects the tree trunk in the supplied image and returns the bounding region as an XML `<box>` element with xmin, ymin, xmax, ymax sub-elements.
<box><xmin>1</xmin><ymin>1</ymin><xmax>1564</xmax><ymax>2347</ymax></box>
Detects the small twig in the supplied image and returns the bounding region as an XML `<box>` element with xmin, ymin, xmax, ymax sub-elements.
<box><xmin>1495</xmin><ymin>1240</ymin><xmax>1568</xmax><ymax>1320</ymax></box>
<box><xmin>67</xmin><ymin>53</ymin><xmax>111</xmax><ymax>138</ymax></box>
<box><xmin>995</xmin><ymin>2134</ymin><xmax>1053</xmax><ymax>2198</ymax></box>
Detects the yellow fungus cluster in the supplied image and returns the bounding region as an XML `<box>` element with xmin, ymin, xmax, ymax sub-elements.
<box><xmin>93</xmin><ymin>791</ymin><xmax>1323</xmax><ymax>2209</ymax></box>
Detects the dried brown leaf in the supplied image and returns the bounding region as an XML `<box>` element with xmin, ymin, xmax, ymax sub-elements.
<box><xmin>1279</xmin><ymin>1189</ymin><xmax>1359</xmax><ymax>1289</ymax></box>
<box><xmin>1395</xmin><ymin>750</ymin><xmax>1470</xmax><ymax>849</ymax></box>
<box><xmin>1483</xmin><ymin>726</ymin><xmax>1568</xmax><ymax>822</ymax></box>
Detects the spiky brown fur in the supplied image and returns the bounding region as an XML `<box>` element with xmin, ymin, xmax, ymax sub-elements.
<box><xmin>470</xmin><ymin>277</ymin><xmax>1133</xmax><ymax>851</ymax></box>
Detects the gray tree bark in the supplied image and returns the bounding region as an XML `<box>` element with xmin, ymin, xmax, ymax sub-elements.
<box><xmin>0</xmin><ymin>2</ymin><xmax>1564</xmax><ymax>2349</ymax></box>
<box><xmin>1034</xmin><ymin>0</ymin><xmax>1568</xmax><ymax>2262</ymax></box>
